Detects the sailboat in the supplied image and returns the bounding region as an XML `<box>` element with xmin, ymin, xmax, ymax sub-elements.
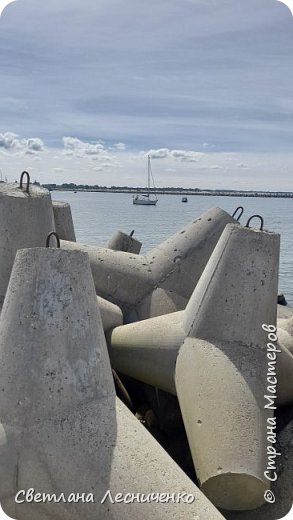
<box><xmin>133</xmin><ymin>155</ymin><xmax>158</xmax><ymax>205</ymax></box>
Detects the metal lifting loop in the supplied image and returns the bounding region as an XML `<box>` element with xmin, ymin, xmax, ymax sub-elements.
<box><xmin>19</xmin><ymin>171</ymin><xmax>30</xmax><ymax>193</ymax></box>
<box><xmin>130</xmin><ymin>230</ymin><xmax>135</xmax><ymax>237</ymax></box>
<box><xmin>232</xmin><ymin>206</ymin><xmax>244</xmax><ymax>221</ymax></box>
<box><xmin>245</xmin><ymin>215</ymin><xmax>264</xmax><ymax>231</ymax></box>
<box><xmin>46</xmin><ymin>232</ymin><xmax>61</xmax><ymax>248</ymax></box>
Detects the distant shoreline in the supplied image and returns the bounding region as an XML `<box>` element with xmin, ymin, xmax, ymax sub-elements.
<box><xmin>44</xmin><ymin>185</ymin><xmax>293</xmax><ymax>199</ymax></box>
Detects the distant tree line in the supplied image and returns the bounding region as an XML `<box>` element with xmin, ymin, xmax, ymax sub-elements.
<box><xmin>41</xmin><ymin>183</ymin><xmax>293</xmax><ymax>198</ymax></box>
<box><xmin>43</xmin><ymin>183</ymin><xmax>204</xmax><ymax>192</ymax></box>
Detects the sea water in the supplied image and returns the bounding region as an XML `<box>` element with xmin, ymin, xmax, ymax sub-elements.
<box><xmin>53</xmin><ymin>191</ymin><xmax>293</xmax><ymax>305</ymax></box>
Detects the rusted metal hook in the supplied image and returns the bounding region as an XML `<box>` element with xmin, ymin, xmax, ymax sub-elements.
<box><xmin>232</xmin><ymin>206</ymin><xmax>244</xmax><ymax>221</ymax></box>
<box><xmin>19</xmin><ymin>171</ymin><xmax>30</xmax><ymax>193</ymax></box>
<box><xmin>245</xmin><ymin>215</ymin><xmax>264</xmax><ymax>231</ymax></box>
<box><xmin>46</xmin><ymin>231</ymin><xmax>61</xmax><ymax>248</ymax></box>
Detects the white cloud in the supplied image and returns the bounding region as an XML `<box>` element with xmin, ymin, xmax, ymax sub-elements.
<box><xmin>62</xmin><ymin>136</ymin><xmax>105</xmax><ymax>157</ymax></box>
<box><xmin>148</xmin><ymin>148</ymin><xmax>170</xmax><ymax>159</ymax></box>
<box><xmin>148</xmin><ymin>148</ymin><xmax>205</xmax><ymax>162</ymax></box>
<box><xmin>0</xmin><ymin>132</ymin><xmax>44</xmax><ymax>153</ymax></box>
<box><xmin>114</xmin><ymin>142</ymin><xmax>126</xmax><ymax>150</ymax></box>
<box><xmin>171</xmin><ymin>150</ymin><xmax>204</xmax><ymax>162</ymax></box>
<box><xmin>1</xmin><ymin>132</ymin><xmax>293</xmax><ymax>191</ymax></box>
<box><xmin>0</xmin><ymin>132</ymin><xmax>21</xmax><ymax>150</ymax></box>
<box><xmin>27</xmin><ymin>138</ymin><xmax>44</xmax><ymax>151</ymax></box>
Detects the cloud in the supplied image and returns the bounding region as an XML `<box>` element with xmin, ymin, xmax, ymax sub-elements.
<box><xmin>0</xmin><ymin>132</ymin><xmax>44</xmax><ymax>153</ymax></box>
<box><xmin>27</xmin><ymin>138</ymin><xmax>44</xmax><ymax>151</ymax></box>
<box><xmin>1</xmin><ymin>132</ymin><xmax>293</xmax><ymax>192</ymax></box>
<box><xmin>148</xmin><ymin>148</ymin><xmax>205</xmax><ymax>162</ymax></box>
<box><xmin>62</xmin><ymin>136</ymin><xmax>105</xmax><ymax>156</ymax></box>
<box><xmin>0</xmin><ymin>132</ymin><xmax>20</xmax><ymax>150</ymax></box>
<box><xmin>170</xmin><ymin>150</ymin><xmax>204</xmax><ymax>162</ymax></box>
<box><xmin>114</xmin><ymin>142</ymin><xmax>126</xmax><ymax>150</ymax></box>
<box><xmin>148</xmin><ymin>148</ymin><xmax>170</xmax><ymax>159</ymax></box>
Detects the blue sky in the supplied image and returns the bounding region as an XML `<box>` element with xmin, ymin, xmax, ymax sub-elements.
<box><xmin>0</xmin><ymin>0</ymin><xmax>293</xmax><ymax>188</ymax></box>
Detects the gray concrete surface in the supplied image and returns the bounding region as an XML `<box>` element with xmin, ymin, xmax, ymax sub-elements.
<box><xmin>277</xmin><ymin>304</ymin><xmax>293</xmax><ymax>320</ymax></box>
<box><xmin>277</xmin><ymin>327</ymin><xmax>293</xmax><ymax>355</ymax></box>
<box><xmin>278</xmin><ymin>315</ymin><xmax>293</xmax><ymax>354</ymax></box>
<box><xmin>107</xmin><ymin>230</ymin><xmax>142</xmax><ymax>254</ymax></box>
<box><xmin>0</xmin><ymin>246</ymin><xmax>224</xmax><ymax>520</ymax></box>
<box><xmin>62</xmin><ymin>207</ymin><xmax>237</xmax><ymax>321</ymax></box>
<box><xmin>0</xmin><ymin>182</ymin><xmax>55</xmax><ymax>306</ymax></box>
<box><xmin>176</xmin><ymin>223</ymin><xmax>280</xmax><ymax>511</ymax></box>
<box><xmin>97</xmin><ymin>295</ymin><xmax>123</xmax><ymax>332</ymax></box>
<box><xmin>223</xmin><ymin>413</ymin><xmax>293</xmax><ymax>520</ymax></box>
<box><xmin>108</xmin><ymin>311</ymin><xmax>184</xmax><ymax>394</ymax></box>
<box><xmin>52</xmin><ymin>200</ymin><xmax>76</xmax><ymax>242</ymax></box>
<box><xmin>108</xmin><ymin>222</ymin><xmax>292</xmax><ymax>511</ymax></box>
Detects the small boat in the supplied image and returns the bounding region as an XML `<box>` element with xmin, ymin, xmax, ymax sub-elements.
<box><xmin>133</xmin><ymin>155</ymin><xmax>158</xmax><ymax>206</ymax></box>
<box><xmin>182</xmin><ymin>196</ymin><xmax>188</xmax><ymax>203</ymax></box>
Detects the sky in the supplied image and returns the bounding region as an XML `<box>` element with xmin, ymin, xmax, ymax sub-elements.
<box><xmin>0</xmin><ymin>0</ymin><xmax>293</xmax><ymax>189</ymax></box>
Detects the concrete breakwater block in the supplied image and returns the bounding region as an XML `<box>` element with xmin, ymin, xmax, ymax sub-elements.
<box><xmin>277</xmin><ymin>328</ymin><xmax>293</xmax><ymax>356</ymax></box>
<box><xmin>0</xmin><ymin>175</ymin><xmax>55</xmax><ymax>307</ymax></box>
<box><xmin>61</xmin><ymin>207</ymin><xmax>237</xmax><ymax>321</ymax></box>
<box><xmin>107</xmin><ymin>230</ymin><xmax>142</xmax><ymax>254</ymax></box>
<box><xmin>108</xmin><ymin>222</ymin><xmax>293</xmax><ymax>510</ymax></box>
<box><xmin>108</xmin><ymin>311</ymin><xmax>293</xmax><ymax>408</ymax></box>
<box><xmin>0</xmin><ymin>247</ymin><xmax>224</xmax><ymax>520</ymax></box>
<box><xmin>97</xmin><ymin>295</ymin><xmax>123</xmax><ymax>331</ymax></box>
<box><xmin>108</xmin><ymin>297</ymin><xmax>293</xmax><ymax>409</ymax></box>
<box><xmin>108</xmin><ymin>310</ymin><xmax>185</xmax><ymax>394</ymax></box>
<box><xmin>0</xmin><ymin>397</ymin><xmax>226</xmax><ymax>520</ymax></box>
<box><xmin>278</xmin><ymin>315</ymin><xmax>293</xmax><ymax>353</ymax></box>
<box><xmin>223</xmin><ymin>414</ymin><xmax>293</xmax><ymax>520</ymax></box>
<box><xmin>277</xmin><ymin>304</ymin><xmax>293</xmax><ymax>319</ymax></box>
<box><xmin>0</xmin><ymin>246</ymin><xmax>114</xmax><ymax>518</ymax></box>
<box><xmin>176</xmin><ymin>223</ymin><xmax>280</xmax><ymax>511</ymax></box>
<box><xmin>52</xmin><ymin>200</ymin><xmax>76</xmax><ymax>242</ymax></box>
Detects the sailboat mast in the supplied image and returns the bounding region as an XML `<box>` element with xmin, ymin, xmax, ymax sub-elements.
<box><xmin>147</xmin><ymin>155</ymin><xmax>150</xmax><ymax>196</ymax></box>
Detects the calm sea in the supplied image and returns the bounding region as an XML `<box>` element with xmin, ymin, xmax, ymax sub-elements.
<box><xmin>53</xmin><ymin>191</ymin><xmax>293</xmax><ymax>305</ymax></box>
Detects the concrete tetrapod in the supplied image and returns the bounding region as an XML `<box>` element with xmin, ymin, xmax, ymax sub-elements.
<box><xmin>175</xmin><ymin>222</ymin><xmax>280</xmax><ymax>511</ymax></box>
<box><xmin>277</xmin><ymin>315</ymin><xmax>293</xmax><ymax>354</ymax></box>
<box><xmin>61</xmin><ymin>207</ymin><xmax>237</xmax><ymax>321</ymax></box>
<box><xmin>0</xmin><ymin>177</ymin><xmax>55</xmax><ymax>306</ymax></box>
<box><xmin>52</xmin><ymin>200</ymin><xmax>76</xmax><ymax>241</ymax></box>
<box><xmin>277</xmin><ymin>304</ymin><xmax>293</xmax><ymax>320</ymax></box>
<box><xmin>97</xmin><ymin>295</ymin><xmax>123</xmax><ymax>332</ymax></box>
<box><xmin>108</xmin><ymin>313</ymin><xmax>293</xmax><ymax>408</ymax></box>
<box><xmin>224</xmin><ymin>414</ymin><xmax>293</xmax><ymax>520</ymax></box>
<box><xmin>107</xmin><ymin>230</ymin><xmax>142</xmax><ymax>254</ymax></box>
<box><xmin>277</xmin><ymin>328</ymin><xmax>293</xmax><ymax>355</ymax></box>
<box><xmin>108</xmin><ymin>222</ymin><xmax>293</xmax><ymax>510</ymax></box>
<box><xmin>0</xmin><ymin>247</ymin><xmax>224</xmax><ymax>520</ymax></box>
<box><xmin>107</xmin><ymin>310</ymin><xmax>185</xmax><ymax>394</ymax></box>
